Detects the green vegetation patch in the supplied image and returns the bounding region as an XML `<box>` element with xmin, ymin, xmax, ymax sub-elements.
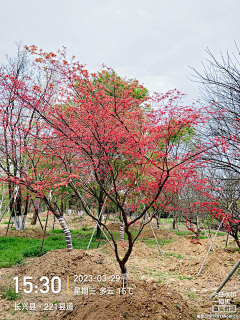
<box><xmin>0</xmin><ymin>229</ymin><xmax>108</xmax><ymax>268</ymax></box>
<box><xmin>166</xmin><ymin>252</ymin><xmax>184</xmax><ymax>259</ymax></box>
<box><xmin>0</xmin><ymin>285</ymin><xmax>22</xmax><ymax>300</ymax></box>
<box><xmin>142</xmin><ymin>238</ymin><xmax>172</xmax><ymax>248</ymax></box>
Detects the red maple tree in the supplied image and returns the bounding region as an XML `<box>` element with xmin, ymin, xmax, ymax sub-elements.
<box><xmin>0</xmin><ymin>46</ymin><xmax>231</xmax><ymax>280</ymax></box>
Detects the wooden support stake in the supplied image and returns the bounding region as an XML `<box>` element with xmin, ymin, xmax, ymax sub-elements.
<box><xmin>39</xmin><ymin>214</ymin><xmax>49</xmax><ymax>257</ymax></box>
<box><xmin>5</xmin><ymin>187</ymin><xmax>19</xmax><ymax>236</ymax></box>
<box><xmin>210</xmin><ymin>259</ymin><xmax>240</xmax><ymax>300</ymax></box>
<box><xmin>5</xmin><ymin>214</ymin><xmax>12</xmax><ymax>237</ymax></box>
<box><xmin>30</xmin><ymin>198</ymin><xmax>43</xmax><ymax>230</ymax></box>
<box><xmin>87</xmin><ymin>223</ymin><xmax>98</xmax><ymax>250</ymax></box>
<box><xmin>53</xmin><ymin>215</ymin><xmax>56</xmax><ymax>230</ymax></box>
<box><xmin>36</xmin><ymin>210</ymin><xmax>44</xmax><ymax>230</ymax></box>
<box><xmin>199</xmin><ymin>219</ymin><xmax>214</xmax><ymax>252</ymax></box>
<box><xmin>197</xmin><ymin>217</ymin><xmax>224</xmax><ymax>276</ymax></box>
<box><xmin>0</xmin><ymin>187</ymin><xmax>19</xmax><ymax>223</ymax></box>
<box><xmin>86</xmin><ymin>187</ymin><xmax>111</xmax><ymax>250</ymax></box>
<box><xmin>150</xmin><ymin>219</ymin><xmax>162</xmax><ymax>256</ymax></box>
<box><xmin>226</xmin><ymin>233</ymin><xmax>229</xmax><ymax>247</ymax></box>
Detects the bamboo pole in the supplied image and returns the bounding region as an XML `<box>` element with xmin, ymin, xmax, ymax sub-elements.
<box><xmin>0</xmin><ymin>186</ymin><xmax>19</xmax><ymax>222</ymax></box>
<box><xmin>74</xmin><ymin>184</ymin><xmax>113</xmax><ymax>251</ymax></box>
<box><xmin>87</xmin><ymin>195</ymin><xmax>108</xmax><ymax>250</ymax></box>
<box><xmin>199</xmin><ymin>219</ymin><xmax>214</xmax><ymax>252</ymax></box>
<box><xmin>30</xmin><ymin>199</ymin><xmax>43</xmax><ymax>230</ymax></box>
<box><xmin>5</xmin><ymin>214</ymin><xmax>12</xmax><ymax>237</ymax></box>
<box><xmin>210</xmin><ymin>259</ymin><xmax>240</xmax><ymax>300</ymax></box>
<box><xmin>87</xmin><ymin>223</ymin><xmax>98</xmax><ymax>250</ymax></box>
<box><xmin>197</xmin><ymin>216</ymin><xmax>225</xmax><ymax>276</ymax></box>
<box><xmin>226</xmin><ymin>233</ymin><xmax>229</xmax><ymax>247</ymax></box>
<box><xmin>39</xmin><ymin>214</ymin><xmax>49</xmax><ymax>257</ymax></box>
<box><xmin>53</xmin><ymin>215</ymin><xmax>56</xmax><ymax>230</ymax></box>
<box><xmin>161</xmin><ymin>219</ymin><xmax>173</xmax><ymax>247</ymax></box>
<box><xmin>5</xmin><ymin>187</ymin><xmax>19</xmax><ymax>236</ymax></box>
<box><xmin>136</xmin><ymin>182</ymin><xmax>163</xmax><ymax>253</ymax></box>
<box><xmin>36</xmin><ymin>211</ymin><xmax>44</xmax><ymax>230</ymax></box>
<box><xmin>150</xmin><ymin>219</ymin><xmax>162</xmax><ymax>256</ymax></box>
<box><xmin>0</xmin><ymin>184</ymin><xmax>4</xmax><ymax>213</ymax></box>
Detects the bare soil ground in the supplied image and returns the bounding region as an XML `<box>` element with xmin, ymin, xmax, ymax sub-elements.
<box><xmin>0</xmin><ymin>213</ymin><xmax>239</xmax><ymax>319</ymax></box>
<box><xmin>0</xmin><ymin>228</ymin><xmax>50</xmax><ymax>239</ymax></box>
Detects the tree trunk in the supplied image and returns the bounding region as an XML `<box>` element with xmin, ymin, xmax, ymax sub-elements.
<box><xmin>31</xmin><ymin>208</ymin><xmax>38</xmax><ymax>225</ymax></box>
<box><xmin>96</xmin><ymin>190</ymin><xmax>104</xmax><ymax>238</ymax></box>
<box><xmin>57</xmin><ymin>215</ymin><xmax>73</xmax><ymax>251</ymax></box>
<box><xmin>196</xmin><ymin>228</ymin><xmax>201</xmax><ymax>239</ymax></box>
<box><xmin>173</xmin><ymin>218</ymin><xmax>176</xmax><ymax>229</ymax></box>
<box><xmin>207</xmin><ymin>220</ymin><xmax>211</xmax><ymax>237</ymax></box>
<box><xmin>22</xmin><ymin>194</ymin><xmax>29</xmax><ymax>230</ymax></box>
<box><xmin>11</xmin><ymin>189</ymin><xmax>25</xmax><ymax>230</ymax></box>
<box><xmin>120</xmin><ymin>220</ymin><xmax>124</xmax><ymax>242</ymax></box>
<box><xmin>9</xmin><ymin>185</ymin><xmax>18</xmax><ymax>230</ymax></box>
<box><xmin>156</xmin><ymin>215</ymin><xmax>160</xmax><ymax>230</ymax></box>
<box><xmin>235</xmin><ymin>238</ymin><xmax>240</xmax><ymax>249</ymax></box>
<box><xmin>11</xmin><ymin>194</ymin><xmax>29</xmax><ymax>231</ymax></box>
<box><xmin>42</xmin><ymin>194</ymin><xmax>73</xmax><ymax>252</ymax></box>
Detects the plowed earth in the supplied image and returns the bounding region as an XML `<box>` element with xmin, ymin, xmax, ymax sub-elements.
<box><xmin>0</xmin><ymin>214</ymin><xmax>239</xmax><ymax>319</ymax></box>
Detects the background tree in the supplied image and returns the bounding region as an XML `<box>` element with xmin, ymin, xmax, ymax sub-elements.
<box><xmin>0</xmin><ymin>45</ymin><xmax>73</xmax><ymax>249</ymax></box>
<box><xmin>0</xmin><ymin>43</ymin><xmax>36</xmax><ymax>230</ymax></box>
<box><xmin>191</xmin><ymin>44</ymin><xmax>240</xmax><ymax>247</ymax></box>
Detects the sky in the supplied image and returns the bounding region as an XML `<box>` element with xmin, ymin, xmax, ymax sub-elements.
<box><xmin>1</xmin><ymin>0</ymin><xmax>240</xmax><ymax>104</ymax></box>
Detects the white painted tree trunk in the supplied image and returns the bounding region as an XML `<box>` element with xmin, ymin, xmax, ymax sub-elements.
<box><xmin>22</xmin><ymin>214</ymin><xmax>27</xmax><ymax>230</ymax></box>
<box><xmin>57</xmin><ymin>216</ymin><xmax>73</xmax><ymax>251</ymax></box>
<box><xmin>120</xmin><ymin>220</ymin><xmax>124</xmax><ymax>242</ymax></box>
<box><xmin>18</xmin><ymin>215</ymin><xmax>23</xmax><ymax>230</ymax></box>
<box><xmin>12</xmin><ymin>215</ymin><xmax>24</xmax><ymax>230</ymax></box>
<box><xmin>0</xmin><ymin>186</ymin><xmax>4</xmax><ymax>213</ymax></box>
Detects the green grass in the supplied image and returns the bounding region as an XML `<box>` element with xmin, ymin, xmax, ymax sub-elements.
<box><xmin>226</xmin><ymin>246</ymin><xmax>239</xmax><ymax>253</ymax></box>
<box><xmin>50</xmin><ymin>229</ymin><xmax>64</xmax><ymax>234</ymax></box>
<box><xmin>81</xmin><ymin>225</ymin><xmax>93</xmax><ymax>232</ymax></box>
<box><xmin>188</xmin><ymin>292</ymin><xmax>196</xmax><ymax>301</ymax></box>
<box><xmin>178</xmin><ymin>275</ymin><xmax>193</xmax><ymax>280</ymax></box>
<box><xmin>0</xmin><ymin>285</ymin><xmax>22</xmax><ymax>300</ymax></box>
<box><xmin>166</xmin><ymin>252</ymin><xmax>183</xmax><ymax>259</ymax></box>
<box><xmin>141</xmin><ymin>238</ymin><xmax>172</xmax><ymax>248</ymax></box>
<box><xmin>0</xmin><ymin>228</ymin><xmax>109</xmax><ymax>268</ymax></box>
<box><xmin>169</xmin><ymin>228</ymin><xmax>226</xmax><ymax>238</ymax></box>
<box><xmin>234</xmin><ymin>300</ymin><xmax>240</xmax><ymax>307</ymax></box>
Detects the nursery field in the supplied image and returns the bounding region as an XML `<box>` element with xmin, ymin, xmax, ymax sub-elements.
<box><xmin>0</xmin><ymin>213</ymin><xmax>239</xmax><ymax>320</ymax></box>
